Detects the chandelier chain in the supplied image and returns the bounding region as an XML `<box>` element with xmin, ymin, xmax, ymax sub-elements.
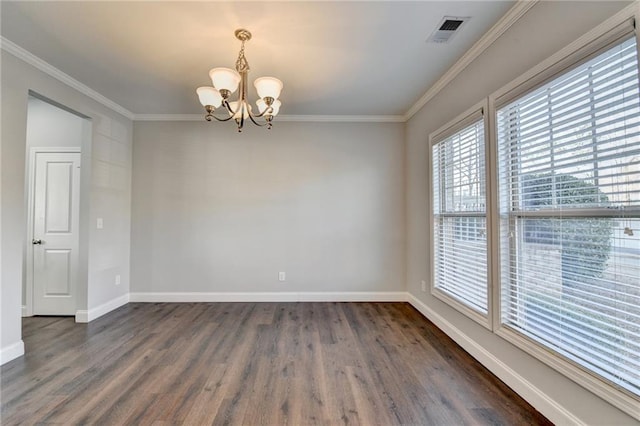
<box><xmin>235</xmin><ymin>40</ymin><xmax>250</xmax><ymax>73</ymax></box>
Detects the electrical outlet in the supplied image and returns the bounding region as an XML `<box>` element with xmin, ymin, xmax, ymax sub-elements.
<box><xmin>278</xmin><ymin>272</ymin><xmax>286</xmax><ymax>282</ymax></box>
<box><xmin>421</xmin><ymin>280</ymin><xmax>427</xmax><ymax>292</ymax></box>
<box><xmin>115</xmin><ymin>274</ymin><xmax>121</xmax><ymax>285</ymax></box>
<box><xmin>96</xmin><ymin>218</ymin><xmax>104</xmax><ymax>229</ymax></box>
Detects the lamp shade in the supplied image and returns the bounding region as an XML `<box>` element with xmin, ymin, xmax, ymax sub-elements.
<box><xmin>229</xmin><ymin>101</ymin><xmax>252</xmax><ymax>119</ymax></box>
<box><xmin>254</xmin><ymin>77</ymin><xmax>283</xmax><ymax>100</ymax></box>
<box><xmin>196</xmin><ymin>86</ymin><xmax>222</xmax><ymax>108</ymax></box>
<box><xmin>209</xmin><ymin>68</ymin><xmax>241</xmax><ymax>93</ymax></box>
<box><xmin>256</xmin><ymin>99</ymin><xmax>281</xmax><ymax>116</ymax></box>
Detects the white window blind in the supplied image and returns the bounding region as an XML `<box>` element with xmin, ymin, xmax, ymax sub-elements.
<box><xmin>433</xmin><ymin>117</ymin><xmax>488</xmax><ymax>315</ymax></box>
<box><xmin>498</xmin><ymin>36</ymin><xmax>640</xmax><ymax>398</ymax></box>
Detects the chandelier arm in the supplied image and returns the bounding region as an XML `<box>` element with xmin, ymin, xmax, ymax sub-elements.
<box><xmin>251</xmin><ymin>106</ymin><xmax>274</xmax><ymax>119</ymax></box>
<box><xmin>210</xmin><ymin>114</ymin><xmax>235</xmax><ymax>122</ymax></box>
<box><xmin>222</xmin><ymin>99</ymin><xmax>237</xmax><ymax>115</ymax></box>
<box><xmin>248</xmin><ymin>113</ymin><xmax>268</xmax><ymax>127</ymax></box>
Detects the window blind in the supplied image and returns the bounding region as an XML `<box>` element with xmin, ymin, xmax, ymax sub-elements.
<box><xmin>498</xmin><ymin>36</ymin><xmax>640</xmax><ymax>397</ymax></box>
<box><xmin>433</xmin><ymin>118</ymin><xmax>488</xmax><ymax>314</ymax></box>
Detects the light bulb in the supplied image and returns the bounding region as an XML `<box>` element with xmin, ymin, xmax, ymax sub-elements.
<box><xmin>196</xmin><ymin>86</ymin><xmax>222</xmax><ymax>108</ymax></box>
<box><xmin>254</xmin><ymin>77</ymin><xmax>283</xmax><ymax>100</ymax></box>
<box><xmin>229</xmin><ymin>101</ymin><xmax>252</xmax><ymax>119</ymax></box>
<box><xmin>209</xmin><ymin>68</ymin><xmax>241</xmax><ymax>93</ymax></box>
<box><xmin>256</xmin><ymin>99</ymin><xmax>281</xmax><ymax>116</ymax></box>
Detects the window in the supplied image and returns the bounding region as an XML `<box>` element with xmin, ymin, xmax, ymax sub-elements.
<box><xmin>454</xmin><ymin>217</ymin><xmax>485</xmax><ymax>241</ymax></box>
<box><xmin>497</xmin><ymin>34</ymin><xmax>640</xmax><ymax>402</ymax></box>
<box><xmin>432</xmin><ymin>112</ymin><xmax>488</xmax><ymax>319</ymax></box>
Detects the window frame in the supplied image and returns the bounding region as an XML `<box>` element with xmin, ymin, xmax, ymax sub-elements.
<box><xmin>429</xmin><ymin>101</ymin><xmax>493</xmax><ymax>329</ymax></box>
<box><xmin>488</xmin><ymin>18</ymin><xmax>640</xmax><ymax>418</ymax></box>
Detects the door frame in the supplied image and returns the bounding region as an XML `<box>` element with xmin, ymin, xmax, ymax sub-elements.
<box><xmin>25</xmin><ymin>147</ymin><xmax>82</xmax><ymax>317</ymax></box>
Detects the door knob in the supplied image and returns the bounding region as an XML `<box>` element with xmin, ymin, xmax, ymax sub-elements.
<box><xmin>32</xmin><ymin>239</ymin><xmax>43</xmax><ymax>245</ymax></box>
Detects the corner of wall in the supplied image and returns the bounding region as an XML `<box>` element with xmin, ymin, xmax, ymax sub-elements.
<box><xmin>0</xmin><ymin>340</ymin><xmax>25</xmax><ymax>366</ymax></box>
<box><xmin>76</xmin><ymin>292</ymin><xmax>129</xmax><ymax>323</ymax></box>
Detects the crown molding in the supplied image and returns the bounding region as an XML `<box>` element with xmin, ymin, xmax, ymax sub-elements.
<box><xmin>2</xmin><ymin>0</ymin><xmax>539</xmax><ymax>125</ymax></box>
<box><xmin>134</xmin><ymin>114</ymin><xmax>203</xmax><ymax>121</ymax></box>
<box><xmin>0</xmin><ymin>36</ymin><xmax>135</xmax><ymax>120</ymax></box>
<box><xmin>279</xmin><ymin>114</ymin><xmax>405</xmax><ymax>123</ymax></box>
<box><xmin>403</xmin><ymin>0</ymin><xmax>539</xmax><ymax>121</ymax></box>
<box><xmin>134</xmin><ymin>113</ymin><xmax>406</xmax><ymax>123</ymax></box>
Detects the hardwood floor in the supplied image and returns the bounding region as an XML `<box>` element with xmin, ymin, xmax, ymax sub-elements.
<box><xmin>1</xmin><ymin>302</ymin><xmax>551</xmax><ymax>425</ymax></box>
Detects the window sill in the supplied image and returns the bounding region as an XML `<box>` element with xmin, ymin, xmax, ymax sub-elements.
<box><xmin>431</xmin><ymin>286</ymin><xmax>491</xmax><ymax>330</ymax></box>
<box><xmin>496</xmin><ymin>324</ymin><xmax>640</xmax><ymax>421</ymax></box>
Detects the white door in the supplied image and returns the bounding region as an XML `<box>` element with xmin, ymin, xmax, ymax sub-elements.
<box><xmin>32</xmin><ymin>152</ymin><xmax>81</xmax><ymax>315</ymax></box>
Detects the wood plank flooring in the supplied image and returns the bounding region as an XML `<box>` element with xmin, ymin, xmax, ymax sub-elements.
<box><xmin>1</xmin><ymin>302</ymin><xmax>552</xmax><ymax>425</ymax></box>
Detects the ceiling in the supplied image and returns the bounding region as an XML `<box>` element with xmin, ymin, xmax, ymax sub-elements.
<box><xmin>1</xmin><ymin>1</ymin><xmax>515</xmax><ymax>117</ymax></box>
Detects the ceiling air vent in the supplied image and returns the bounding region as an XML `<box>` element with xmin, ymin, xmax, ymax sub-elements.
<box><xmin>427</xmin><ymin>16</ymin><xmax>470</xmax><ymax>44</ymax></box>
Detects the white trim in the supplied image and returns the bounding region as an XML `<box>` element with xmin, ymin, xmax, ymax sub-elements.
<box><xmin>133</xmin><ymin>114</ymin><xmax>406</xmax><ymax>123</ymax></box>
<box><xmin>430</xmin><ymin>288</ymin><xmax>490</xmax><ymax>329</ymax></box>
<box><xmin>26</xmin><ymin>147</ymin><xmax>82</xmax><ymax>318</ymax></box>
<box><xmin>25</xmin><ymin>149</ymin><xmax>36</xmax><ymax>318</ymax></box>
<box><xmin>0</xmin><ymin>341</ymin><xmax>25</xmax><ymax>365</ymax></box>
<box><xmin>428</xmin><ymin>100</ymin><xmax>492</xmax><ymax>330</ymax></box>
<box><xmin>404</xmin><ymin>0</ymin><xmax>539</xmax><ymax>120</ymax></box>
<box><xmin>129</xmin><ymin>291</ymin><xmax>408</xmax><ymax>303</ymax></box>
<box><xmin>75</xmin><ymin>293</ymin><xmax>129</xmax><ymax>323</ymax></box>
<box><xmin>75</xmin><ymin>311</ymin><xmax>89</xmax><ymax>323</ymax></box>
<box><xmin>486</xmin><ymin>92</ymin><xmax>501</xmax><ymax>333</ymax></box>
<box><xmin>407</xmin><ymin>294</ymin><xmax>586</xmax><ymax>426</ymax></box>
<box><xmin>0</xmin><ymin>36</ymin><xmax>134</xmax><ymax>120</ymax></box>
<box><xmin>429</xmin><ymin>101</ymin><xmax>485</xmax><ymax>145</ymax></box>
<box><xmin>134</xmin><ymin>114</ymin><xmax>202</xmax><ymax>122</ymax></box>
<box><xmin>496</xmin><ymin>325</ymin><xmax>640</xmax><ymax>421</ymax></box>
<box><xmin>278</xmin><ymin>115</ymin><xmax>405</xmax><ymax>123</ymax></box>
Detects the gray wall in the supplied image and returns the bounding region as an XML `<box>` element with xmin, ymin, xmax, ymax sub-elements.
<box><xmin>405</xmin><ymin>1</ymin><xmax>636</xmax><ymax>424</ymax></box>
<box><xmin>86</xmin><ymin>99</ymin><xmax>132</xmax><ymax>310</ymax></box>
<box><xmin>131</xmin><ymin>121</ymin><xmax>405</xmax><ymax>295</ymax></box>
<box><xmin>1</xmin><ymin>50</ymin><xmax>133</xmax><ymax>357</ymax></box>
<box><xmin>26</xmin><ymin>96</ymin><xmax>86</xmax><ymax>148</ymax></box>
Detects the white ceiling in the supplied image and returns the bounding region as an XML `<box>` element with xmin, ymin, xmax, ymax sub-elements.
<box><xmin>1</xmin><ymin>1</ymin><xmax>515</xmax><ymax>117</ymax></box>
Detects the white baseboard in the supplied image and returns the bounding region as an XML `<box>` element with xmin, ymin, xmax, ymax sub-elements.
<box><xmin>0</xmin><ymin>340</ymin><xmax>25</xmax><ymax>365</ymax></box>
<box><xmin>406</xmin><ymin>293</ymin><xmax>584</xmax><ymax>426</ymax></box>
<box><xmin>75</xmin><ymin>293</ymin><xmax>130</xmax><ymax>323</ymax></box>
<box><xmin>129</xmin><ymin>291</ymin><xmax>408</xmax><ymax>303</ymax></box>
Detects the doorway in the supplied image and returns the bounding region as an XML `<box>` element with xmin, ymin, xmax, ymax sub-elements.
<box><xmin>24</xmin><ymin>95</ymin><xmax>90</xmax><ymax>317</ymax></box>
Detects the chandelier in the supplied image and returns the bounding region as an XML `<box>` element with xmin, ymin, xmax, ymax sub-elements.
<box><xmin>196</xmin><ymin>29</ymin><xmax>283</xmax><ymax>132</ymax></box>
